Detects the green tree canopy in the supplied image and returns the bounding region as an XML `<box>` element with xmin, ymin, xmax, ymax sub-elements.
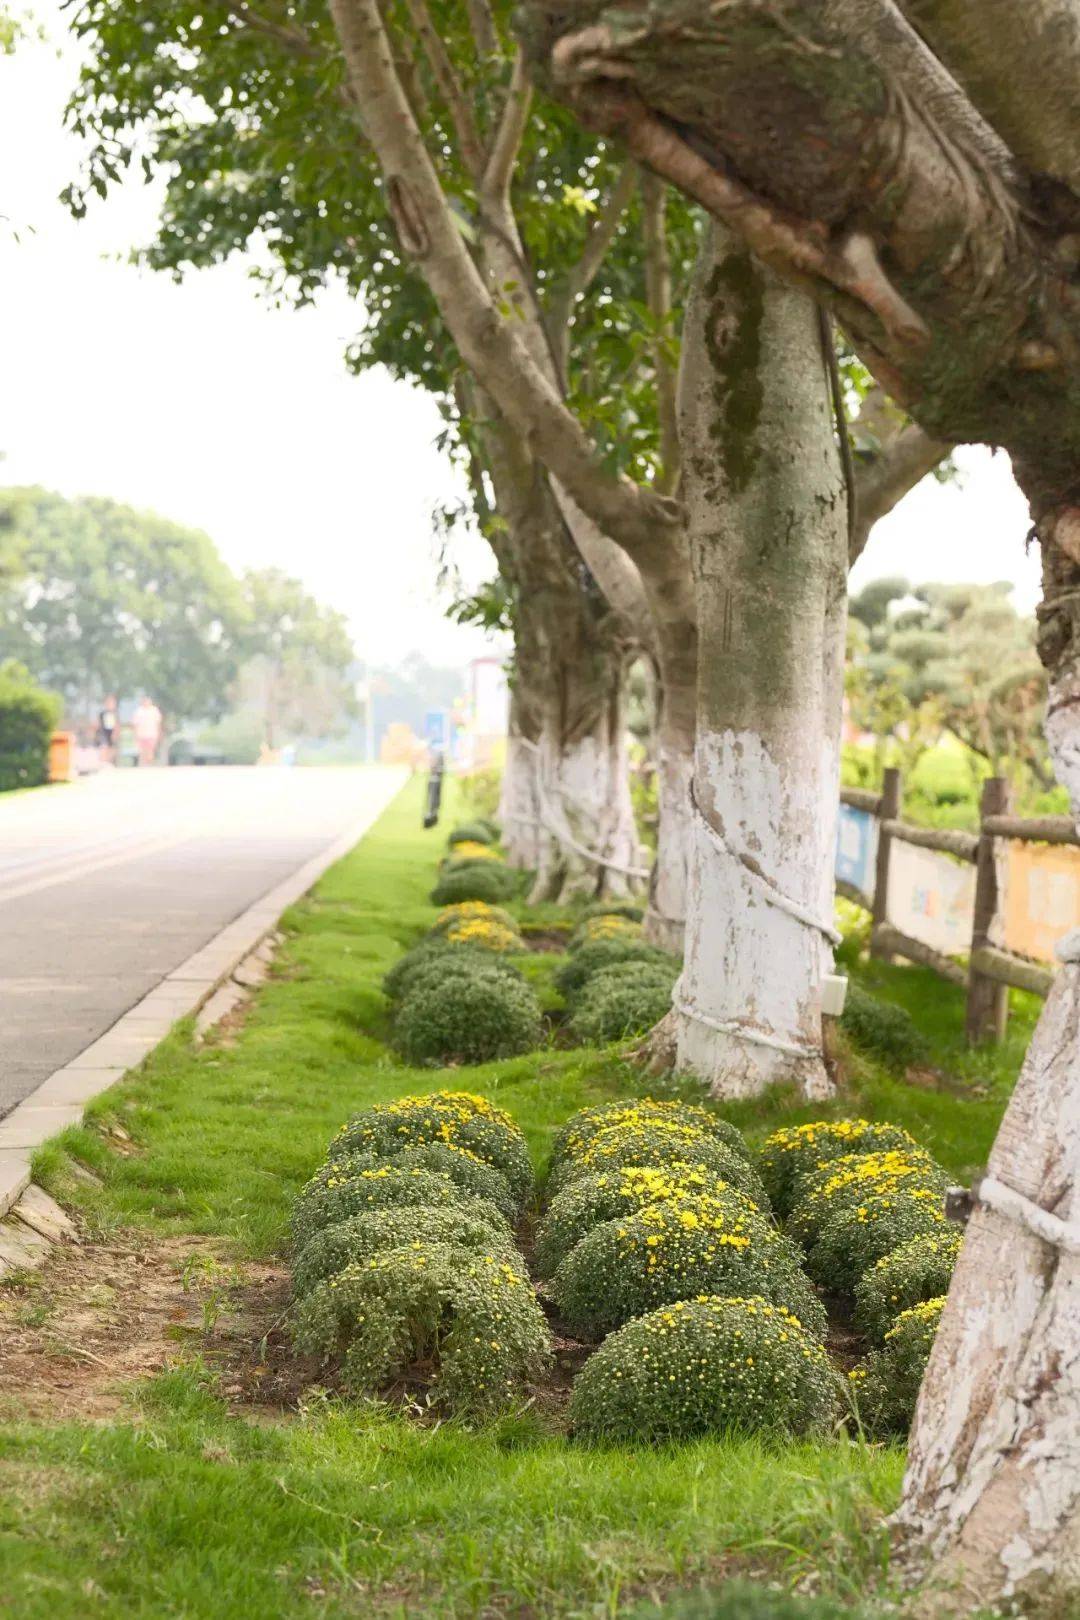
<box><xmin>238</xmin><ymin>567</ymin><xmax>356</xmax><ymax>747</ymax></box>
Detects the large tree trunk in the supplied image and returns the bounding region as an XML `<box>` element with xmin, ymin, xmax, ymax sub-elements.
<box><xmin>646</xmin><ymin>658</ymin><xmax>695</xmax><ymax>952</ymax></box>
<box><xmin>896</xmin><ymin>501</ymin><xmax>1080</xmax><ymax>1613</ymax></box>
<box><xmin>672</xmin><ymin>228</ymin><xmax>847</xmax><ymax>1098</ymax></box>
<box><xmin>499</xmin><ymin>688</ymin><xmax>544</xmax><ymax>870</ymax></box>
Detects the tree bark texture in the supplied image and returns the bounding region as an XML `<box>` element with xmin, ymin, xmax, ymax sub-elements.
<box><xmin>673</xmin><ymin>226</ymin><xmax>847</xmax><ymax>1098</ymax></box>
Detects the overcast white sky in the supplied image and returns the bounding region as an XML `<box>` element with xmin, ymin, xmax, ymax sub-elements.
<box><xmin>0</xmin><ymin>6</ymin><xmax>1042</xmax><ymax>675</ymax></box>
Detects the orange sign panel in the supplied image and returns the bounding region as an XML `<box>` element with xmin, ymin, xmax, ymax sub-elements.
<box><xmin>1001</xmin><ymin>842</ymin><xmax>1080</xmax><ymax>965</ymax></box>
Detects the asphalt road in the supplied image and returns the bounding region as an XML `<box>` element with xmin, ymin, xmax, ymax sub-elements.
<box><xmin>0</xmin><ymin>765</ymin><xmax>405</xmax><ymax>1118</ymax></box>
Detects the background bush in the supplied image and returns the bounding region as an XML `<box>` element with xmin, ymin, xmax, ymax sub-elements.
<box><xmin>758</xmin><ymin>1118</ymin><xmax>922</xmax><ymax>1216</ymax></box>
<box><xmin>383</xmin><ymin>940</ymin><xmax>523</xmax><ymax>1002</ymax></box>
<box><xmin>568</xmin><ymin>914</ymin><xmax>643</xmax><ymax>950</ymax></box>
<box><xmin>553</xmin><ymin>1192</ymin><xmax>826</xmax><ymax>1340</ymax></box>
<box><xmin>429</xmin><ymin>901</ymin><xmax>519</xmax><ymax>937</ymax></box>
<box><xmin>555</xmin><ymin>938</ymin><xmax>679</xmax><ymax>1000</ymax></box>
<box><xmin>447</xmin><ymin>822</ymin><xmax>496</xmax><ymax>847</ymax></box>
<box><xmin>293</xmin><ymin>1240</ymin><xmax>551</xmax><ymax>1415</ymax></box>
<box><xmin>849</xmin><ymin>1297</ymin><xmax>946</xmax><ymax>1435</ymax></box>
<box><xmin>0</xmin><ymin>660</ymin><xmax>60</xmax><ymax>793</ymax></box>
<box><xmin>431</xmin><ymin>862</ymin><xmax>518</xmax><ymax>905</ymax></box>
<box><xmin>841</xmin><ymin>985</ymin><xmax>929</xmax><ymax>1070</ymax></box>
<box><xmin>853</xmin><ymin>1228</ymin><xmax>962</xmax><ymax>1341</ymax></box>
<box><xmin>580</xmin><ymin>900</ymin><xmax>644</xmax><ymax>922</ymax></box>
<box><xmin>293</xmin><ymin>1203</ymin><xmax>517</xmax><ymax>1299</ymax></box>
<box><xmin>568</xmin><ymin>964</ymin><xmax>675</xmax><ymax>1044</ymax></box>
<box><xmin>569</xmin><ymin>1296</ymin><xmax>836</xmax><ymax>1441</ymax></box>
<box><xmin>393</xmin><ymin>973</ymin><xmax>543</xmax><ymax>1070</ymax></box>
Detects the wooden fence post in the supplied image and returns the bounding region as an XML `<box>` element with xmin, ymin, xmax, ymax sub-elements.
<box><xmin>966</xmin><ymin>776</ymin><xmax>1010</xmax><ymax>1045</ymax></box>
<box><xmin>870</xmin><ymin>767</ymin><xmax>901</xmax><ymax>960</ymax></box>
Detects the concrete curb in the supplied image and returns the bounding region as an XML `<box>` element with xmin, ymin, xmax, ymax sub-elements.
<box><xmin>0</xmin><ymin>770</ymin><xmax>407</xmax><ymax>1218</ymax></box>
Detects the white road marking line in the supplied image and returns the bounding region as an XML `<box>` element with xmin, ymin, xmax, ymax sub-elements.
<box><xmin>0</xmin><ymin>831</ymin><xmax>195</xmax><ymax>904</ymax></box>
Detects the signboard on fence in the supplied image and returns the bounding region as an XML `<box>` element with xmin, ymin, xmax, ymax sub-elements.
<box><xmin>836</xmin><ymin>804</ymin><xmax>878</xmax><ymax>901</ymax></box>
<box><xmin>1000</xmin><ymin>841</ymin><xmax>1080</xmax><ymax>965</ymax></box>
<box><xmin>886</xmin><ymin>842</ymin><xmax>976</xmax><ymax>957</ymax></box>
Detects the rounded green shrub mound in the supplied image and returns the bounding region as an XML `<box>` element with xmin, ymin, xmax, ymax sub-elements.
<box><xmin>849</xmin><ymin>1296</ymin><xmax>945</xmax><ymax>1435</ymax></box>
<box><xmin>548</xmin><ymin>1119</ymin><xmax>758</xmax><ymax>1202</ymax></box>
<box><xmin>787</xmin><ymin>1149</ymin><xmax>949</xmax><ymax>1250</ymax></box>
<box><xmin>551</xmin><ymin>1099</ymin><xmax>751</xmax><ymax>1170</ymax></box>
<box><xmin>581</xmin><ymin>900</ymin><xmax>645</xmax><ymax>923</ymax></box>
<box><xmin>853</xmin><ymin>1228</ymin><xmax>962</xmax><ymax>1341</ymax></box>
<box><xmin>758</xmin><ymin>1118</ymin><xmax>923</xmax><ymax>1216</ymax></box>
<box><xmin>430</xmin><ymin>862</ymin><xmax>518</xmax><ymax>906</ymax></box>
<box><xmin>841</xmin><ymin>983</ymin><xmax>929</xmax><ymax>1071</ymax></box>
<box><xmin>428</xmin><ymin>901</ymin><xmax>519</xmax><ymax>938</ymax></box>
<box><xmin>535</xmin><ymin>1161</ymin><xmax>765</xmax><ymax>1278</ymax></box>
<box><xmin>805</xmin><ymin>1188</ymin><xmax>950</xmax><ymax>1292</ymax></box>
<box><xmin>568</xmin><ymin>967</ymin><xmax>674</xmax><ymax>1045</ymax></box>
<box><xmin>292</xmin><ymin>1203</ymin><xmax>517</xmax><ymax>1300</ymax></box>
<box><xmin>552</xmin><ymin>1192</ymin><xmax>826</xmax><ymax>1340</ymax></box>
<box><xmin>383</xmin><ymin>940</ymin><xmax>523</xmax><ymax>1003</ymax></box>
<box><xmin>331</xmin><ymin>1091</ymin><xmax>532</xmax><ymax>1210</ymax></box>
<box><xmin>447</xmin><ymin>821</ymin><xmax>496</xmax><ymax>847</ymax></box>
<box><xmin>568</xmin><ymin>913</ymin><xmax>643</xmax><ymax>951</ymax></box>
<box><xmin>393</xmin><ymin>973</ymin><xmax>543</xmax><ymax>1071</ymax></box>
<box><xmin>555</xmin><ymin>938</ymin><xmax>679</xmax><ymax>1000</ymax></box>
<box><xmin>293</xmin><ymin>1240</ymin><xmax>552</xmax><ymax>1416</ymax></box>
<box><xmin>291</xmin><ymin>1162</ymin><xmax>503</xmax><ymax>1248</ymax></box>
<box><xmin>569</xmin><ymin>1295</ymin><xmax>836</xmax><ymax>1441</ymax></box>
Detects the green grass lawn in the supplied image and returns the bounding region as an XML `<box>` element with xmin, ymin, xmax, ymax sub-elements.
<box><xmin>0</xmin><ymin>777</ymin><xmax>1028</xmax><ymax>1619</ymax></box>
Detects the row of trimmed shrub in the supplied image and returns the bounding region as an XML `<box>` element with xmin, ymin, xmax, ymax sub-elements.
<box><xmin>758</xmin><ymin>1118</ymin><xmax>960</xmax><ymax>1433</ymax></box>
<box><xmin>555</xmin><ymin>911</ymin><xmax>682</xmax><ymax>1045</ymax></box>
<box><xmin>291</xmin><ymin>1089</ymin><xmax>552</xmax><ymax>1415</ymax></box>
<box><xmin>537</xmin><ymin>1099</ymin><xmax>837</xmax><ymax>1441</ymax></box>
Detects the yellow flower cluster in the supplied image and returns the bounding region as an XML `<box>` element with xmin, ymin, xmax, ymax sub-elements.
<box><xmin>789</xmin><ymin>1148</ymin><xmax>944</xmax><ymax>1245</ymax></box>
<box><xmin>759</xmin><ymin>1117</ymin><xmax>920</xmax><ymax>1214</ymax></box>
<box><xmin>576</xmin><ymin>914</ymin><xmax>641</xmax><ymax>945</ymax></box>
<box><xmin>444</xmin><ymin>916</ymin><xmax>522</xmax><ymax>953</ymax></box>
<box><xmin>448</xmin><ymin>840</ymin><xmax>502</xmax><ymax>862</ymax></box>
<box><xmin>434</xmin><ymin>900</ymin><xmax>502</xmax><ymax>929</ymax></box>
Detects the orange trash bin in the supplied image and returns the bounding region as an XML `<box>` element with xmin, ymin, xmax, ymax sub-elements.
<box><xmin>49</xmin><ymin>731</ymin><xmax>75</xmax><ymax>783</ymax></box>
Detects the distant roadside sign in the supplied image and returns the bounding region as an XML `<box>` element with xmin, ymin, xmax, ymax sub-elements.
<box><xmin>424</xmin><ymin>709</ymin><xmax>449</xmax><ymax>753</ymax></box>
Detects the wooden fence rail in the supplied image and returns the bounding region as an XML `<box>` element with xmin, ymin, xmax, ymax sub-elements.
<box><xmin>838</xmin><ymin>772</ymin><xmax>1079</xmax><ymax>1045</ymax></box>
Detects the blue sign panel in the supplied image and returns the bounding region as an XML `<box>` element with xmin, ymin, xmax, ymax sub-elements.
<box><xmin>423</xmin><ymin>709</ymin><xmax>449</xmax><ymax>752</ymax></box>
<box><xmin>836</xmin><ymin>804</ymin><xmax>878</xmax><ymax>900</ymax></box>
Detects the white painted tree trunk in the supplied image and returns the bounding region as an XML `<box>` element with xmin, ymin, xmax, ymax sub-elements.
<box><xmin>896</xmin><ymin>524</ymin><xmax>1080</xmax><ymax>1613</ymax></box>
<box><xmin>646</xmin><ymin>723</ymin><xmax>694</xmax><ymax>952</ymax></box>
<box><xmin>527</xmin><ymin>696</ymin><xmax>641</xmax><ymax>905</ymax></box>
<box><xmin>673</xmin><ymin>228</ymin><xmax>847</xmax><ymax>1099</ymax></box>
<box><xmin>498</xmin><ymin>701</ymin><xmax>543</xmax><ymax>870</ymax></box>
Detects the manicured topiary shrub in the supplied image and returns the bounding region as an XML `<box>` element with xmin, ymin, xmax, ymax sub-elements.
<box><xmin>849</xmin><ymin>1296</ymin><xmax>945</xmax><ymax>1435</ymax></box>
<box><xmin>293</xmin><ymin>1203</ymin><xmax>517</xmax><ymax>1300</ymax></box>
<box><xmin>581</xmin><ymin>900</ymin><xmax>645</xmax><ymax>923</ymax></box>
<box><xmin>429</xmin><ymin>900</ymin><xmax>519</xmax><ymax>938</ymax></box>
<box><xmin>331</xmin><ymin>1091</ymin><xmax>533</xmax><ymax>1210</ymax></box>
<box><xmin>535</xmin><ymin>1161</ymin><xmax>765</xmax><ymax>1278</ymax></box>
<box><xmin>758</xmin><ymin>1118</ymin><xmax>923</xmax><ymax>1216</ymax></box>
<box><xmin>568</xmin><ymin>913</ymin><xmax>643</xmax><ymax>951</ymax></box>
<box><xmin>841</xmin><ymin>984</ymin><xmax>929</xmax><ymax>1070</ymax></box>
<box><xmin>552</xmin><ymin>1192</ymin><xmax>826</xmax><ymax>1340</ymax></box>
<box><xmin>431</xmin><ymin>862</ymin><xmax>518</xmax><ymax>906</ymax></box>
<box><xmin>804</xmin><ymin>1188</ymin><xmax>950</xmax><ymax>1292</ymax></box>
<box><xmin>441</xmin><ymin>841</ymin><xmax>502</xmax><ymax>865</ymax></box>
<box><xmin>547</xmin><ymin>1119</ymin><xmax>761</xmax><ymax>1203</ymax></box>
<box><xmin>441</xmin><ymin>914</ymin><xmax>523</xmax><ymax>954</ymax></box>
<box><xmin>291</xmin><ymin>1162</ymin><xmax>506</xmax><ymax>1248</ymax></box>
<box><xmin>447</xmin><ymin>822</ymin><xmax>496</xmax><ymax>848</ymax></box>
<box><xmin>551</xmin><ymin>1099</ymin><xmax>751</xmax><ymax>1170</ymax></box>
<box><xmin>569</xmin><ymin>1295</ymin><xmax>836</xmax><ymax>1441</ymax></box>
<box><xmin>393</xmin><ymin>973</ymin><xmax>543</xmax><ymax>1071</ymax></box>
<box><xmin>383</xmin><ymin>940</ymin><xmax>523</xmax><ymax>1003</ymax></box>
<box><xmin>568</xmin><ymin>964</ymin><xmax>675</xmax><ymax>1044</ymax></box>
<box><xmin>555</xmin><ymin>938</ymin><xmax>679</xmax><ymax>1000</ymax></box>
<box><xmin>293</xmin><ymin>1240</ymin><xmax>552</xmax><ymax>1415</ymax></box>
<box><xmin>787</xmin><ymin>1149</ymin><xmax>949</xmax><ymax>1250</ymax></box>
<box><xmin>853</xmin><ymin>1228</ymin><xmax>963</xmax><ymax>1341</ymax></box>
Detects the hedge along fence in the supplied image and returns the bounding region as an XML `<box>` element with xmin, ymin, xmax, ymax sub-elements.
<box><xmin>0</xmin><ymin>661</ymin><xmax>61</xmax><ymax>793</ymax></box>
<box><xmin>837</xmin><ymin>768</ymin><xmax>1080</xmax><ymax>1044</ymax></box>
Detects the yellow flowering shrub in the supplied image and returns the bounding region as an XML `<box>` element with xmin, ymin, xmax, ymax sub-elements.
<box><xmin>551</xmin><ymin>1099</ymin><xmax>752</xmax><ymax>1175</ymax></box>
<box><xmin>443</xmin><ymin>916</ymin><xmax>523</xmax><ymax>953</ymax></box>
<box><xmin>429</xmin><ymin>900</ymin><xmax>518</xmax><ymax>937</ymax></box>
<box><xmin>443</xmin><ymin>839</ymin><xmax>502</xmax><ymax>863</ymax></box>
<box><xmin>758</xmin><ymin>1118</ymin><xmax>922</xmax><ymax>1215</ymax></box>
<box><xmin>547</xmin><ymin>1117</ymin><xmax>761</xmax><ymax>1203</ymax></box>
<box><xmin>805</xmin><ymin>1186</ymin><xmax>949</xmax><ymax>1291</ymax></box>
<box><xmin>849</xmin><ymin>1296</ymin><xmax>946</xmax><ymax>1435</ymax></box>
<box><xmin>569</xmin><ymin>913</ymin><xmax>643</xmax><ymax>950</ymax></box>
<box><xmin>447</xmin><ymin>821</ymin><xmax>496</xmax><ymax>848</ymax></box>
<box><xmin>292</xmin><ymin>1203</ymin><xmax>517</xmax><ymax>1300</ymax></box>
<box><xmin>382</xmin><ymin>939</ymin><xmax>523</xmax><ymax>1002</ymax></box>
<box><xmin>853</xmin><ymin>1228</ymin><xmax>963</xmax><ymax>1341</ymax></box>
<box><xmin>552</xmin><ymin>1191</ymin><xmax>826</xmax><ymax>1340</ymax></box>
<box><xmin>535</xmin><ymin>1162</ymin><xmax>763</xmax><ymax>1277</ymax></box>
<box><xmin>293</xmin><ymin>1240</ymin><xmax>552</xmax><ymax>1416</ymax></box>
<box><xmin>292</xmin><ymin>1160</ymin><xmax>509</xmax><ymax>1248</ymax></box>
<box><xmin>331</xmin><ymin>1091</ymin><xmax>534</xmax><ymax>1209</ymax></box>
<box><xmin>787</xmin><ymin>1149</ymin><xmax>948</xmax><ymax>1249</ymax></box>
<box><xmin>569</xmin><ymin>1295</ymin><xmax>837</xmax><ymax>1440</ymax></box>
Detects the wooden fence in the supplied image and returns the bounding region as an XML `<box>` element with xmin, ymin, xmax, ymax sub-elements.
<box><xmin>837</xmin><ymin>768</ymin><xmax>1080</xmax><ymax>1044</ymax></box>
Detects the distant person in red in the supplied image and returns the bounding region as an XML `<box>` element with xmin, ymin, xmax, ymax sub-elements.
<box><xmin>97</xmin><ymin>694</ymin><xmax>118</xmax><ymax>764</ymax></box>
<box><xmin>133</xmin><ymin>695</ymin><xmax>163</xmax><ymax>767</ymax></box>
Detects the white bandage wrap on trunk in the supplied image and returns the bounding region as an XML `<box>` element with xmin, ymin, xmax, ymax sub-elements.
<box><xmin>977</xmin><ymin>1175</ymin><xmax>1080</xmax><ymax>1256</ymax></box>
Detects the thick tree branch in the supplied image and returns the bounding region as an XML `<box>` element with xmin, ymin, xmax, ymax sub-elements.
<box><xmin>482</xmin><ymin>52</ymin><xmax>532</xmax><ymax>206</ymax></box>
<box><xmin>898</xmin><ymin>0</ymin><xmax>1080</xmax><ymax>204</ymax></box>
<box><xmin>640</xmin><ymin>169</ymin><xmax>679</xmax><ymax>495</ymax></box>
<box><xmin>465</xmin><ymin>0</ymin><xmax>499</xmax><ymax>57</ymax></box>
<box><xmin>400</xmin><ymin>0</ymin><xmax>486</xmax><ymax>180</ymax></box>
<box><xmin>328</xmin><ymin>0</ymin><xmax>679</xmax><ymax>555</ymax></box>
